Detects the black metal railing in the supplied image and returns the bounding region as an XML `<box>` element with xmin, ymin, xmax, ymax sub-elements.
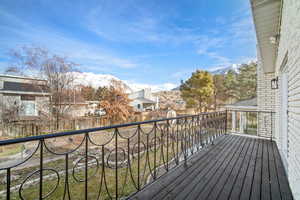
<box><xmin>226</xmin><ymin>110</ymin><xmax>275</xmax><ymax>139</ymax></box>
<box><xmin>0</xmin><ymin>111</ymin><xmax>227</xmax><ymax>200</ymax></box>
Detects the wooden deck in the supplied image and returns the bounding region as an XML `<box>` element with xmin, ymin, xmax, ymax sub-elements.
<box><xmin>130</xmin><ymin>135</ymin><xmax>294</xmax><ymax>200</ymax></box>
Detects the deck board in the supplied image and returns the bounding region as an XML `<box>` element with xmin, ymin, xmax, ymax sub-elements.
<box><xmin>130</xmin><ymin>135</ymin><xmax>294</xmax><ymax>200</ymax></box>
<box><xmin>229</xmin><ymin>137</ymin><xmax>258</xmax><ymax>200</ymax></box>
<box><xmin>250</xmin><ymin>139</ymin><xmax>263</xmax><ymax>200</ymax></box>
<box><xmin>173</xmin><ymin>136</ymin><xmax>244</xmax><ymax>200</ymax></box>
<box><xmin>272</xmin><ymin>142</ymin><xmax>294</xmax><ymax>200</ymax></box>
<box><xmin>135</xmin><ymin>135</ymin><xmax>235</xmax><ymax>200</ymax></box>
<box><xmin>261</xmin><ymin>139</ymin><xmax>271</xmax><ymax>200</ymax></box>
<box><xmin>208</xmin><ymin>137</ymin><xmax>254</xmax><ymax>200</ymax></box>
<box><xmin>268</xmin><ymin>140</ymin><xmax>282</xmax><ymax>200</ymax></box>
<box><xmin>159</xmin><ymin>136</ymin><xmax>239</xmax><ymax>200</ymax></box>
<box><xmin>152</xmin><ymin>136</ymin><xmax>235</xmax><ymax>200</ymax></box>
<box><xmin>216</xmin><ymin>138</ymin><xmax>255</xmax><ymax>200</ymax></box>
<box><xmin>189</xmin><ymin>137</ymin><xmax>248</xmax><ymax>200</ymax></box>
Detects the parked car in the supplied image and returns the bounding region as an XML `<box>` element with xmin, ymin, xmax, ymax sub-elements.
<box><xmin>94</xmin><ymin>109</ymin><xmax>106</xmax><ymax>116</ymax></box>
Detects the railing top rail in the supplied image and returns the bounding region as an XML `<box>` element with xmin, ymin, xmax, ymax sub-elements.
<box><xmin>226</xmin><ymin>110</ymin><xmax>275</xmax><ymax>113</ymax></box>
<box><xmin>0</xmin><ymin>111</ymin><xmax>225</xmax><ymax>146</ymax></box>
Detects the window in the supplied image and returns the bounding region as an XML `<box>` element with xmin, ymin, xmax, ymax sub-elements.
<box><xmin>21</xmin><ymin>101</ymin><xmax>37</xmax><ymax>116</ymax></box>
<box><xmin>21</xmin><ymin>95</ymin><xmax>35</xmax><ymax>101</ymax></box>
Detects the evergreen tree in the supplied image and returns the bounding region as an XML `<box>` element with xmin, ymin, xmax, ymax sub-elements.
<box><xmin>236</xmin><ymin>62</ymin><xmax>257</xmax><ymax>100</ymax></box>
<box><xmin>224</xmin><ymin>69</ymin><xmax>238</xmax><ymax>103</ymax></box>
<box><xmin>212</xmin><ymin>74</ymin><xmax>227</xmax><ymax>109</ymax></box>
<box><xmin>180</xmin><ymin>70</ymin><xmax>214</xmax><ymax>112</ymax></box>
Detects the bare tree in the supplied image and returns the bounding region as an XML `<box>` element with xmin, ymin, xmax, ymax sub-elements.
<box><xmin>6</xmin><ymin>46</ymin><xmax>79</xmax><ymax>128</ymax></box>
<box><xmin>0</xmin><ymin>96</ymin><xmax>24</xmax><ymax>123</ymax></box>
<box><xmin>100</xmin><ymin>80</ymin><xmax>133</xmax><ymax>124</ymax></box>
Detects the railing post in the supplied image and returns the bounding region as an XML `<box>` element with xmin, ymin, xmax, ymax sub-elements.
<box><xmin>198</xmin><ymin>115</ymin><xmax>203</xmax><ymax>148</ymax></box>
<box><xmin>39</xmin><ymin>139</ymin><xmax>44</xmax><ymax>200</ymax></box>
<box><xmin>63</xmin><ymin>154</ymin><xmax>70</xmax><ymax>199</ymax></box>
<box><xmin>115</xmin><ymin>128</ymin><xmax>118</xmax><ymax>199</ymax></box>
<box><xmin>271</xmin><ymin>112</ymin><xmax>273</xmax><ymax>141</ymax></box>
<box><xmin>184</xmin><ymin>117</ymin><xmax>187</xmax><ymax>167</ymax></box>
<box><xmin>6</xmin><ymin>168</ymin><xmax>10</xmax><ymax>200</ymax></box>
<box><xmin>225</xmin><ymin>110</ymin><xmax>228</xmax><ymax>135</ymax></box>
<box><xmin>176</xmin><ymin>119</ymin><xmax>179</xmax><ymax>165</ymax></box>
<box><xmin>154</xmin><ymin>122</ymin><xmax>157</xmax><ymax>179</ymax></box>
<box><xmin>137</xmin><ymin>125</ymin><xmax>141</xmax><ymax>190</ymax></box>
<box><xmin>166</xmin><ymin>120</ymin><xmax>169</xmax><ymax>171</ymax></box>
<box><xmin>211</xmin><ymin>114</ymin><xmax>215</xmax><ymax>145</ymax></box>
<box><xmin>84</xmin><ymin>133</ymin><xmax>88</xmax><ymax>200</ymax></box>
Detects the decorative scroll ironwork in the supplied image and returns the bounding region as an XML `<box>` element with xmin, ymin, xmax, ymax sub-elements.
<box><xmin>0</xmin><ymin>111</ymin><xmax>227</xmax><ymax>200</ymax></box>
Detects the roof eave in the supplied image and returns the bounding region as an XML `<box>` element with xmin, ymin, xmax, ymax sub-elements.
<box><xmin>250</xmin><ymin>0</ymin><xmax>281</xmax><ymax>73</ymax></box>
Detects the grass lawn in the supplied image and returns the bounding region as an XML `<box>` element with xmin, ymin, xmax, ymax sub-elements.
<box><xmin>0</xmin><ymin>145</ymin><xmax>22</xmax><ymax>157</ymax></box>
<box><xmin>0</xmin><ymin>143</ymin><xmax>183</xmax><ymax>200</ymax></box>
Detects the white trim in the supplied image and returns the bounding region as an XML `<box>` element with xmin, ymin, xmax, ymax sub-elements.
<box><xmin>0</xmin><ymin>90</ymin><xmax>50</xmax><ymax>96</ymax></box>
<box><xmin>0</xmin><ymin>74</ymin><xmax>46</xmax><ymax>81</ymax></box>
<box><xmin>225</xmin><ymin>106</ymin><xmax>258</xmax><ymax>111</ymax></box>
<box><xmin>229</xmin><ymin>132</ymin><xmax>272</xmax><ymax>140</ymax></box>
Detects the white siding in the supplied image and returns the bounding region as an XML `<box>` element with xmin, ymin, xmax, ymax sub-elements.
<box><xmin>275</xmin><ymin>0</ymin><xmax>300</xmax><ymax>198</ymax></box>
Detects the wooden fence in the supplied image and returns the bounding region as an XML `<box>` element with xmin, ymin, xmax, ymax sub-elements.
<box><xmin>0</xmin><ymin>111</ymin><xmax>172</xmax><ymax>138</ymax></box>
<box><xmin>0</xmin><ymin>117</ymin><xmax>112</xmax><ymax>138</ymax></box>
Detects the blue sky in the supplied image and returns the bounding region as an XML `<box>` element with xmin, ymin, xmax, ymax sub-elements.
<box><xmin>0</xmin><ymin>0</ymin><xmax>256</xmax><ymax>89</ymax></box>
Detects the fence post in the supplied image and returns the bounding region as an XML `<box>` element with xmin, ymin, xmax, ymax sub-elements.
<box><xmin>36</xmin><ymin>125</ymin><xmax>39</xmax><ymax>136</ymax></box>
<box><xmin>32</xmin><ymin>123</ymin><xmax>35</xmax><ymax>136</ymax></box>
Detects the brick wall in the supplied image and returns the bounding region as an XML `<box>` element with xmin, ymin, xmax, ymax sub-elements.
<box><xmin>257</xmin><ymin>50</ymin><xmax>276</xmax><ymax>138</ymax></box>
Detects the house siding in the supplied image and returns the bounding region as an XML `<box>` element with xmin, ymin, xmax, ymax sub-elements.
<box><xmin>0</xmin><ymin>75</ymin><xmax>50</xmax><ymax>123</ymax></box>
<box><xmin>128</xmin><ymin>89</ymin><xmax>158</xmax><ymax>111</ymax></box>
<box><xmin>275</xmin><ymin>0</ymin><xmax>300</xmax><ymax>198</ymax></box>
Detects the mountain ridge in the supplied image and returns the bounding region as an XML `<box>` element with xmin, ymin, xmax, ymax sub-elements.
<box><xmin>72</xmin><ymin>72</ymin><xmax>177</xmax><ymax>92</ymax></box>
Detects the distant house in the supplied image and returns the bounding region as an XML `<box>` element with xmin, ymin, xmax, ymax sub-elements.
<box><xmin>128</xmin><ymin>89</ymin><xmax>159</xmax><ymax>112</ymax></box>
<box><xmin>58</xmin><ymin>100</ymin><xmax>102</xmax><ymax>118</ymax></box>
<box><xmin>0</xmin><ymin>74</ymin><xmax>50</xmax><ymax>121</ymax></box>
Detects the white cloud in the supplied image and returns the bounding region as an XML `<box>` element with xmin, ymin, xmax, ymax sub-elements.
<box><xmin>0</xmin><ymin>7</ymin><xmax>139</xmax><ymax>71</ymax></box>
<box><xmin>230</xmin><ymin>18</ymin><xmax>255</xmax><ymax>43</ymax></box>
<box><xmin>195</xmin><ymin>35</ymin><xmax>231</xmax><ymax>66</ymax></box>
<box><xmin>171</xmin><ymin>69</ymin><xmax>196</xmax><ymax>81</ymax></box>
<box><xmin>85</xmin><ymin>2</ymin><xmax>203</xmax><ymax>46</ymax></box>
<box><xmin>206</xmin><ymin>52</ymin><xmax>231</xmax><ymax>66</ymax></box>
<box><xmin>124</xmin><ymin>80</ymin><xmax>177</xmax><ymax>92</ymax></box>
<box><xmin>195</xmin><ymin>10</ymin><xmax>256</xmax><ymax>68</ymax></box>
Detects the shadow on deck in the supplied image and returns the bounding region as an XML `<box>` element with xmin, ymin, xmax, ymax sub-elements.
<box><xmin>130</xmin><ymin>135</ymin><xmax>293</xmax><ymax>200</ymax></box>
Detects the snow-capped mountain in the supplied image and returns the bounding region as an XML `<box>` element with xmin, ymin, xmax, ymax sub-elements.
<box><xmin>72</xmin><ymin>72</ymin><xmax>177</xmax><ymax>92</ymax></box>
<box><xmin>72</xmin><ymin>72</ymin><xmax>122</xmax><ymax>88</ymax></box>
<box><xmin>210</xmin><ymin>64</ymin><xmax>241</xmax><ymax>74</ymax></box>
